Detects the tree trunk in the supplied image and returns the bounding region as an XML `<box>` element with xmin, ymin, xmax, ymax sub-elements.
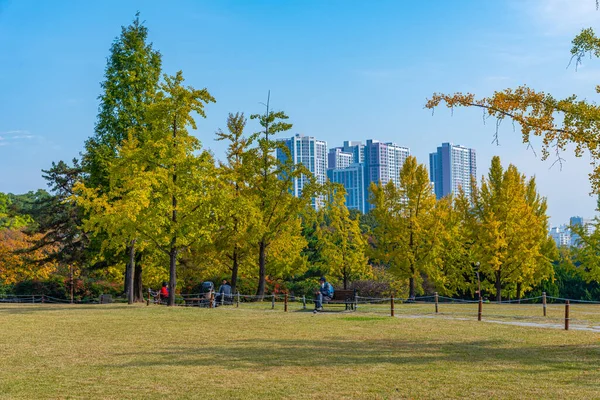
<box><xmin>70</xmin><ymin>265</ymin><xmax>74</xmax><ymax>304</ymax></box>
<box><xmin>256</xmin><ymin>239</ymin><xmax>267</xmax><ymax>298</ymax></box>
<box><xmin>495</xmin><ymin>270</ymin><xmax>502</xmax><ymax>303</ymax></box>
<box><xmin>124</xmin><ymin>253</ymin><xmax>131</xmax><ymax>295</ymax></box>
<box><xmin>169</xmin><ymin>117</ymin><xmax>178</xmax><ymax>307</ymax></box>
<box><xmin>231</xmin><ymin>247</ymin><xmax>239</xmax><ymax>294</ymax></box>
<box><xmin>168</xmin><ymin>247</ymin><xmax>177</xmax><ymax>306</ymax></box>
<box><xmin>127</xmin><ymin>239</ymin><xmax>136</xmax><ymax>304</ymax></box>
<box><xmin>409</xmin><ymin>277</ymin><xmax>415</xmax><ymax>299</ymax></box>
<box><xmin>343</xmin><ymin>273</ymin><xmax>348</xmax><ymax>290</ymax></box>
<box><xmin>133</xmin><ymin>254</ymin><xmax>143</xmax><ymax>302</ymax></box>
<box><xmin>516</xmin><ymin>281</ymin><xmax>522</xmax><ymax>303</ymax></box>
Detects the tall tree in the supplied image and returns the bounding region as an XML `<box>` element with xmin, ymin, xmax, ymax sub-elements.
<box><xmin>370</xmin><ymin>156</ymin><xmax>440</xmax><ymax>298</ymax></box>
<box><xmin>249</xmin><ymin>95</ymin><xmax>318</xmax><ymax>297</ymax></box>
<box><xmin>213</xmin><ymin>113</ymin><xmax>260</xmax><ymax>293</ymax></box>
<box><xmin>108</xmin><ymin>71</ymin><xmax>217</xmax><ymax>306</ymax></box>
<box><xmin>317</xmin><ymin>185</ymin><xmax>371</xmax><ymax>289</ymax></box>
<box><xmin>84</xmin><ymin>12</ymin><xmax>162</xmax><ymax>189</ymax></box>
<box><xmin>468</xmin><ymin>157</ymin><xmax>554</xmax><ymax>301</ymax></box>
<box><xmin>83</xmin><ymin>13</ymin><xmax>162</xmax><ymax>299</ymax></box>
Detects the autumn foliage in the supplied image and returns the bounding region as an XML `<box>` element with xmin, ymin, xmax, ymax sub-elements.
<box><xmin>0</xmin><ymin>228</ymin><xmax>57</xmax><ymax>285</ymax></box>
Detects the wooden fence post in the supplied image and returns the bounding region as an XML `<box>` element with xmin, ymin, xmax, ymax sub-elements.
<box><xmin>478</xmin><ymin>298</ymin><xmax>483</xmax><ymax>321</ymax></box>
<box><xmin>542</xmin><ymin>292</ymin><xmax>547</xmax><ymax>317</ymax></box>
<box><xmin>565</xmin><ymin>300</ymin><xmax>570</xmax><ymax>331</ymax></box>
<box><xmin>284</xmin><ymin>293</ymin><xmax>288</xmax><ymax>312</ymax></box>
<box><xmin>390</xmin><ymin>295</ymin><xmax>395</xmax><ymax>317</ymax></box>
<box><xmin>271</xmin><ymin>294</ymin><xmax>275</xmax><ymax>309</ymax></box>
<box><xmin>302</xmin><ymin>295</ymin><xmax>306</xmax><ymax>310</ymax></box>
<box><xmin>236</xmin><ymin>292</ymin><xmax>240</xmax><ymax>308</ymax></box>
<box><xmin>434</xmin><ymin>292</ymin><xmax>439</xmax><ymax>314</ymax></box>
<box><xmin>209</xmin><ymin>292</ymin><xmax>214</xmax><ymax>309</ymax></box>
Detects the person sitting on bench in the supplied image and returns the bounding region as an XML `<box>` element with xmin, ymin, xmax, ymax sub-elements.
<box><xmin>314</xmin><ymin>276</ymin><xmax>334</xmax><ymax>311</ymax></box>
<box><xmin>216</xmin><ymin>279</ymin><xmax>232</xmax><ymax>305</ymax></box>
<box><xmin>159</xmin><ymin>281</ymin><xmax>169</xmax><ymax>302</ymax></box>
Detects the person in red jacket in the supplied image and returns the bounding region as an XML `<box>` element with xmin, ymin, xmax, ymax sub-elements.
<box><xmin>159</xmin><ymin>281</ymin><xmax>169</xmax><ymax>302</ymax></box>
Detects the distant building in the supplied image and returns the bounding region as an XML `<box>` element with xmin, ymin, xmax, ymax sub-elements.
<box><xmin>429</xmin><ymin>142</ymin><xmax>477</xmax><ymax>199</ymax></box>
<box><xmin>550</xmin><ymin>225</ymin><xmax>571</xmax><ymax>247</ymax></box>
<box><xmin>363</xmin><ymin>139</ymin><xmax>410</xmax><ymax>212</ymax></box>
<box><xmin>276</xmin><ymin>134</ymin><xmax>327</xmax><ymax>209</ymax></box>
<box><xmin>327</xmin><ymin>163</ymin><xmax>366</xmax><ymax>213</ymax></box>
<box><xmin>569</xmin><ymin>216</ymin><xmax>595</xmax><ymax>246</ymax></box>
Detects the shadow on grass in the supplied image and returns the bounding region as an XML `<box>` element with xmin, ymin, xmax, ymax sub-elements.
<box><xmin>0</xmin><ymin>304</ymin><xmax>130</xmax><ymax>314</ymax></box>
<box><xmin>109</xmin><ymin>337</ymin><xmax>600</xmax><ymax>383</ymax></box>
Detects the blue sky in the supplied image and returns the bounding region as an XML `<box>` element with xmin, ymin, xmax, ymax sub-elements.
<box><xmin>1</xmin><ymin>0</ymin><xmax>600</xmax><ymax>225</ymax></box>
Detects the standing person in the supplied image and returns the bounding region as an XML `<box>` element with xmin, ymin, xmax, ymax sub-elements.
<box><xmin>217</xmin><ymin>279</ymin><xmax>232</xmax><ymax>305</ymax></box>
<box><xmin>314</xmin><ymin>277</ymin><xmax>334</xmax><ymax>311</ymax></box>
<box><xmin>159</xmin><ymin>281</ymin><xmax>169</xmax><ymax>303</ymax></box>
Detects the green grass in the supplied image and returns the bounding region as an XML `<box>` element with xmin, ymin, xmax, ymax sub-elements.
<box><xmin>1</xmin><ymin>303</ymin><xmax>599</xmax><ymax>399</ymax></box>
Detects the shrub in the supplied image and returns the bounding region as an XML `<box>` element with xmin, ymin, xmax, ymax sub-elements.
<box><xmin>13</xmin><ymin>278</ymin><xmax>121</xmax><ymax>301</ymax></box>
<box><xmin>349</xmin><ymin>280</ymin><xmax>393</xmax><ymax>298</ymax></box>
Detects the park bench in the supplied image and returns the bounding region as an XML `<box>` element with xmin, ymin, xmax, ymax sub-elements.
<box><xmin>99</xmin><ymin>294</ymin><xmax>113</xmax><ymax>304</ymax></box>
<box><xmin>183</xmin><ymin>293</ymin><xmax>212</xmax><ymax>307</ymax></box>
<box><xmin>322</xmin><ymin>289</ymin><xmax>357</xmax><ymax>311</ymax></box>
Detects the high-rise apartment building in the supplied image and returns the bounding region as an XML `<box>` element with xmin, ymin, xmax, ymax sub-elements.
<box><xmin>429</xmin><ymin>142</ymin><xmax>477</xmax><ymax>199</ymax></box>
<box><xmin>327</xmin><ymin>164</ymin><xmax>366</xmax><ymax>213</ymax></box>
<box><xmin>328</xmin><ymin>148</ymin><xmax>353</xmax><ymax>169</ymax></box>
<box><xmin>342</xmin><ymin>141</ymin><xmax>365</xmax><ymax>164</ymax></box>
<box><xmin>363</xmin><ymin>139</ymin><xmax>410</xmax><ymax>211</ymax></box>
<box><xmin>276</xmin><ymin>134</ymin><xmax>327</xmax><ymax>209</ymax></box>
<box><xmin>328</xmin><ymin>141</ymin><xmax>366</xmax><ymax>169</ymax></box>
<box><xmin>550</xmin><ymin>225</ymin><xmax>571</xmax><ymax>247</ymax></box>
<box><xmin>569</xmin><ymin>216</ymin><xmax>595</xmax><ymax>246</ymax></box>
<box><xmin>327</xmin><ymin>141</ymin><xmax>368</xmax><ymax>213</ymax></box>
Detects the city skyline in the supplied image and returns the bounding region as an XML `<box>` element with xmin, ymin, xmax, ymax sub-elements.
<box><xmin>1</xmin><ymin>1</ymin><xmax>600</xmax><ymax>225</ymax></box>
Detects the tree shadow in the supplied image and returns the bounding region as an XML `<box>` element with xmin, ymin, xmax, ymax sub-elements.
<box><xmin>109</xmin><ymin>337</ymin><xmax>600</xmax><ymax>385</ymax></box>
<box><xmin>0</xmin><ymin>304</ymin><xmax>127</xmax><ymax>314</ymax></box>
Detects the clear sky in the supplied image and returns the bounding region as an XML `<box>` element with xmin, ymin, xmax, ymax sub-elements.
<box><xmin>1</xmin><ymin>0</ymin><xmax>600</xmax><ymax>225</ymax></box>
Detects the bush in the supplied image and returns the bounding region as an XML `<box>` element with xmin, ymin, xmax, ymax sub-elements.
<box><xmin>349</xmin><ymin>280</ymin><xmax>393</xmax><ymax>298</ymax></box>
<box><xmin>13</xmin><ymin>277</ymin><xmax>121</xmax><ymax>301</ymax></box>
<box><xmin>14</xmin><ymin>277</ymin><xmax>68</xmax><ymax>298</ymax></box>
<box><xmin>287</xmin><ymin>278</ymin><xmax>320</xmax><ymax>298</ymax></box>
<box><xmin>0</xmin><ymin>283</ymin><xmax>14</xmax><ymax>296</ymax></box>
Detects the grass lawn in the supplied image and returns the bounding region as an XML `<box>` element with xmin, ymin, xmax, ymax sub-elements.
<box><xmin>1</xmin><ymin>303</ymin><xmax>599</xmax><ymax>399</ymax></box>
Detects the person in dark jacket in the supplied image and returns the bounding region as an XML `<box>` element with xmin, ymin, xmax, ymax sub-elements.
<box><xmin>314</xmin><ymin>277</ymin><xmax>334</xmax><ymax>311</ymax></box>
<box><xmin>217</xmin><ymin>279</ymin><xmax>232</xmax><ymax>305</ymax></box>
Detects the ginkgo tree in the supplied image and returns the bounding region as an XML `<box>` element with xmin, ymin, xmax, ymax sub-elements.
<box><xmin>427</xmin><ymin>194</ymin><xmax>475</xmax><ymax>297</ymax></box>
<box><xmin>76</xmin><ymin>71</ymin><xmax>218</xmax><ymax>306</ymax></box>
<box><xmin>212</xmin><ymin>113</ymin><xmax>261</xmax><ymax>293</ymax></box>
<box><xmin>249</xmin><ymin>97</ymin><xmax>319</xmax><ymax>298</ymax></box>
<box><xmin>316</xmin><ymin>185</ymin><xmax>371</xmax><ymax>289</ymax></box>
<box><xmin>468</xmin><ymin>157</ymin><xmax>555</xmax><ymax>301</ymax></box>
<box><xmin>370</xmin><ymin>156</ymin><xmax>441</xmax><ymax>298</ymax></box>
